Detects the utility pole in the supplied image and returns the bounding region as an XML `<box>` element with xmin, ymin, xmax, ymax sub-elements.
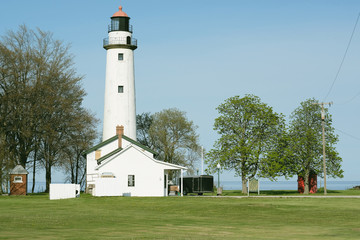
<box><xmin>313</xmin><ymin>102</ymin><xmax>332</xmax><ymax>195</ymax></box>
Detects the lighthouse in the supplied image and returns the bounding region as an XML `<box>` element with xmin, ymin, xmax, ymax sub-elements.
<box><xmin>102</xmin><ymin>6</ymin><xmax>137</xmax><ymax>140</ymax></box>
<box><xmin>85</xmin><ymin>5</ymin><xmax>188</xmax><ymax>197</ymax></box>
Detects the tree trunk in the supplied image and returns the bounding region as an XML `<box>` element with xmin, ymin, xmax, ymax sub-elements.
<box><xmin>75</xmin><ymin>157</ymin><xmax>79</xmax><ymax>184</ymax></box>
<box><xmin>80</xmin><ymin>169</ymin><xmax>86</xmax><ymax>190</ymax></box>
<box><xmin>19</xmin><ymin>151</ymin><xmax>28</xmax><ymax>168</ymax></box>
<box><xmin>71</xmin><ymin>160</ymin><xmax>75</xmax><ymax>184</ymax></box>
<box><xmin>0</xmin><ymin>167</ymin><xmax>3</xmax><ymax>194</ymax></box>
<box><xmin>242</xmin><ymin>175</ymin><xmax>247</xmax><ymax>194</ymax></box>
<box><xmin>18</xmin><ymin>136</ymin><xmax>30</xmax><ymax>168</ymax></box>
<box><xmin>31</xmin><ymin>159</ymin><xmax>36</xmax><ymax>193</ymax></box>
<box><xmin>31</xmin><ymin>147</ymin><xmax>37</xmax><ymax>193</ymax></box>
<box><xmin>304</xmin><ymin>169</ymin><xmax>310</xmax><ymax>194</ymax></box>
<box><xmin>82</xmin><ymin>165</ymin><xmax>87</xmax><ymax>191</ymax></box>
<box><xmin>45</xmin><ymin>160</ymin><xmax>51</xmax><ymax>193</ymax></box>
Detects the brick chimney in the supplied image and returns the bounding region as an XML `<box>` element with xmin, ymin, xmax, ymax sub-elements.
<box><xmin>116</xmin><ymin>125</ymin><xmax>124</xmax><ymax>148</ymax></box>
<box><xmin>95</xmin><ymin>150</ymin><xmax>101</xmax><ymax>160</ymax></box>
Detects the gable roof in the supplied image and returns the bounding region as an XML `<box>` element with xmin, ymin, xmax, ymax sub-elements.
<box><xmin>83</xmin><ymin>135</ymin><xmax>118</xmax><ymax>155</ymax></box>
<box><xmin>95</xmin><ymin>144</ymin><xmax>187</xmax><ymax>170</ymax></box>
<box><xmin>97</xmin><ymin>147</ymin><xmax>123</xmax><ymax>165</ymax></box>
<box><xmin>10</xmin><ymin>165</ymin><xmax>29</xmax><ymax>174</ymax></box>
<box><xmin>122</xmin><ymin>135</ymin><xmax>157</xmax><ymax>155</ymax></box>
<box><xmin>84</xmin><ymin>134</ymin><xmax>157</xmax><ymax>156</ymax></box>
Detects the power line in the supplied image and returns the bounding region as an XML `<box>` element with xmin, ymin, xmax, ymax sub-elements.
<box><xmin>339</xmin><ymin>89</ymin><xmax>360</xmax><ymax>105</ymax></box>
<box><xmin>324</xmin><ymin>12</ymin><xmax>360</xmax><ymax>101</ymax></box>
<box><xmin>335</xmin><ymin>128</ymin><xmax>360</xmax><ymax>142</ymax></box>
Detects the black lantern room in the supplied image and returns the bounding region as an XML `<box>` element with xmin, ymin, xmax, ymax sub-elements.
<box><xmin>109</xmin><ymin>6</ymin><xmax>132</xmax><ymax>33</ymax></box>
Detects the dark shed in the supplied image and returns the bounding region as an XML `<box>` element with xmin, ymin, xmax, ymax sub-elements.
<box><xmin>180</xmin><ymin>175</ymin><xmax>213</xmax><ymax>195</ymax></box>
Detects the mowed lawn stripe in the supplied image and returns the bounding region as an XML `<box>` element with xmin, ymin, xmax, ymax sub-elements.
<box><xmin>0</xmin><ymin>194</ymin><xmax>359</xmax><ymax>239</ymax></box>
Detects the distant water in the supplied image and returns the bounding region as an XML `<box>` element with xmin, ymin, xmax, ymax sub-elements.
<box><xmin>221</xmin><ymin>180</ymin><xmax>360</xmax><ymax>191</ymax></box>
<box><xmin>27</xmin><ymin>182</ymin><xmax>65</xmax><ymax>193</ymax></box>
<box><xmin>25</xmin><ymin>180</ymin><xmax>360</xmax><ymax>193</ymax></box>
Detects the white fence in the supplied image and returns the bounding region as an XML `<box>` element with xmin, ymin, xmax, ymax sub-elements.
<box><xmin>49</xmin><ymin>184</ymin><xmax>80</xmax><ymax>200</ymax></box>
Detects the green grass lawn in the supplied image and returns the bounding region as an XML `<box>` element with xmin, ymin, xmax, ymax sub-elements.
<box><xmin>0</xmin><ymin>193</ymin><xmax>359</xmax><ymax>239</ymax></box>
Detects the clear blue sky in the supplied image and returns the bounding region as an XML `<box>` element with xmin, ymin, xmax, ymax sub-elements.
<box><xmin>1</xmin><ymin>0</ymin><xmax>360</xmax><ymax>181</ymax></box>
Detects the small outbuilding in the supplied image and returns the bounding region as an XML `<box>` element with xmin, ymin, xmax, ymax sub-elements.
<box><xmin>180</xmin><ymin>175</ymin><xmax>214</xmax><ymax>195</ymax></box>
<box><xmin>10</xmin><ymin>165</ymin><xmax>29</xmax><ymax>195</ymax></box>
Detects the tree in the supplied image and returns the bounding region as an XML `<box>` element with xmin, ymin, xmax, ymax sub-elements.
<box><xmin>0</xmin><ymin>25</ymin><xmax>98</xmax><ymax>192</ymax></box>
<box><xmin>0</xmin><ymin>25</ymin><xmax>37</xmax><ymax>168</ymax></box>
<box><xmin>34</xmin><ymin>31</ymin><xmax>93</xmax><ymax>192</ymax></box>
<box><xmin>136</xmin><ymin>112</ymin><xmax>154</xmax><ymax>149</ymax></box>
<box><xmin>60</xmin><ymin>110</ymin><xmax>98</xmax><ymax>189</ymax></box>
<box><xmin>259</xmin><ymin>130</ymin><xmax>294</xmax><ymax>181</ymax></box>
<box><xmin>206</xmin><ymin>95</ymin><xmax>285</xmax><ymax>193</ymax></box>
<box><xmin>138</xmin><ymin>108</ymin><xmax>201</xmax><ymax>176</ymax></box>
<box><xmin>0</xmin><ymin>132</ymin><xmax>12</xmax><ymax>194</ymax></box>
<box><xmin>285</xmin><ymin>98</ymin><xmax>343</xmax><ymax>194</ymax></box>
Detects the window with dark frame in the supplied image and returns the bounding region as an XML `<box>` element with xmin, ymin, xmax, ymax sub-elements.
<box><xmin>118</xmin><ymin>86</ymin><xmax>124</xmax><ymax>93</ymax></box>
<box><xmin>128</xmin><ymin>175</ymin><xmax>135</xmax><ymax>187</ymax></box>
<box><xmin>118</xmin><ymin>53</ymin><xmax>124</xmax><ymax>61</ymax></box>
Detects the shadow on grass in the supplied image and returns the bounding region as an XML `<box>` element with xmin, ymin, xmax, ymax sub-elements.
<box><xmin>316</xmin><ymin>188</ymin><xmax>341</xmax><ymax>194</ymax></box>
<box><xmin>253</xmin><ymin>189</ymin><xmax>344</xmax><ymax>195</ymax></box>
<box><xmin>259</xmin><ymin>190</ymin><xmax>298</xmax><ymax>195</ymax></box>
<box><xmin>204</xmin><ymin>189</ymin><xmax>358</xmax><ymax>196</ymax></box>
<box><xmin>26</xmin><ymin>192</ymin><xmax>48</xmax><ymax>196</ymax></box>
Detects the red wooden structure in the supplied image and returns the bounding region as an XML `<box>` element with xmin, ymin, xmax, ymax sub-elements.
<box><xmin>298</xmin><ymin>174</ymin><xmax>317</xmax><ymax>194</ymax></box>
<box><xmin>10</xmin><ymin>165</ymin><xmax>29</xmax><ymax>195</ymax></box>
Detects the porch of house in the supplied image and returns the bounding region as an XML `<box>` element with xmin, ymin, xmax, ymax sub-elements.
<box><xmin>163</xmin><ymin>168</ymin><xmax>185</xmax><ymax>197</ymax></box>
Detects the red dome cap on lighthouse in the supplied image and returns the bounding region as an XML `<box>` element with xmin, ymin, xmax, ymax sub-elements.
<box><xmin>112</xmin><ymin>6</ymin><xmax>129</xmax><ymax>17</ymax></box>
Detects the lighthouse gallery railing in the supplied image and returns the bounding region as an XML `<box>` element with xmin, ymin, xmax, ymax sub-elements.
<box><xmin>103</xmin><ymin>37</ymin><xmax>137</xmax><ymax>48</ymax></box>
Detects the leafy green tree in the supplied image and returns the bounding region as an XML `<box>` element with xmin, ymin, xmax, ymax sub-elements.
<box><xmin>206</xmin><ymin>95</ymin><xmax>285</xmax><ymax>193</ymax></box>
<box><xmin>141</xmin><ymin>108</ymin><xmax>201</xmax><ymax>176</ymax></box>
<box><xmin>259</xmin><ymin>131</ymin><xmax>294</xmax><ymax>180</ymax></box>
<box><xmin>286</xmin><ymin>98</ymin><xmax>343</xmax><ymax>194</ymax></box>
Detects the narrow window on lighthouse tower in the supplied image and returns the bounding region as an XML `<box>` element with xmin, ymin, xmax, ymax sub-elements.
<box><xmin>118</xmin><ymin>53</ymin><xmax>124</xmax><ymax>61</ymax></box>
<box><xmin>118</xmin><ymin>86</ymin><xmax>124</xmax><ymax>93</ymax></box>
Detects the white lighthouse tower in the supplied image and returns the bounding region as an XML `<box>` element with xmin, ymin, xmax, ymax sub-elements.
<box><xmin>102</xmin><ymin>6</ymin><xmax>137</xmax><ymax>140</ymax></box>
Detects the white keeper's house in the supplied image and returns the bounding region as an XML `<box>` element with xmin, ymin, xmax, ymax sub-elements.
<box><xmin>85</xmin><ymin>6</ymin><xmax>187</xmax><ymax>197</ymax></box>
